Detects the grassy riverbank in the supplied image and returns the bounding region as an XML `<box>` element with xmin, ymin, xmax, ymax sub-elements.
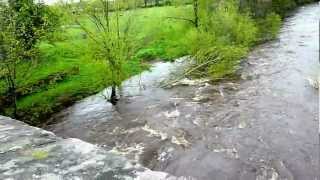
<box><xmin>1</xmin><ymin>1</ymin><xmax>315</xmax><ymax>125</ymax></box>
<box><xmin>1</xmin><ymin>5</ymin><xmax>195</xmax><ymax>124</ymax></box>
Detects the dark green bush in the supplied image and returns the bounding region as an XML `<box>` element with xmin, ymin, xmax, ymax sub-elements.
<box><xmin>257</xmin><ymin>12</ymin><xmax>282</xmax><ymax>41</ymax></box>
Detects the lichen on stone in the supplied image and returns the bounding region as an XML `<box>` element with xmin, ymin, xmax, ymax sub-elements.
<box><xmin>31</xmin><ymin>150</ymin><xmax>49</xmax><ymax>160</ymax></box>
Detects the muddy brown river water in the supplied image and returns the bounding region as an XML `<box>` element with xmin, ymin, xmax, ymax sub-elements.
<box><xmin>46</xmin><ymin>3</ymin><xmax>319</xmax><ymax>180</ymax></box>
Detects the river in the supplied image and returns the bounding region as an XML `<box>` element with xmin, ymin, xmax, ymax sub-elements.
<box><xmin>45</xmin><ymin>3</ymin><xmax>319</xmax><ymax>180</ymax></box>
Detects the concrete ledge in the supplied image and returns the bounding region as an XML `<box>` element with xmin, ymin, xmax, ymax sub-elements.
<box><xmin>0</xmin><ymin>116</ymin><xmax>193</xmax><ymax>180</ymax></box>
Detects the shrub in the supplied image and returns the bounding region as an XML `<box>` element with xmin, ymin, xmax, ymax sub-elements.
<box><xmin>257</xmin><ymin>12</ymin><xmax>282</xmax><ymax>41</ymax></box>
<box><xmin>272</xmin><ymin>0</ymin><xmax>297</xmax><ymax>16</ymax></box>
<box><xmin>187</xmin><ymin>0</ymin><xmax>257</xmax><ymax>80</ymax></box>
<box><xmin>208</xmin><ymin>46</ymin><xmax>248</xmax><ymax>80</ymax></box>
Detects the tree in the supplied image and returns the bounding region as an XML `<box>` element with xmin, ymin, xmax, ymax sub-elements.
<box><xmin>0</xmin><ymin>1</ymin><xmax>58</xmax><ymax>117</ymax></box>
<box><xmin>193</xmin><ymin>0</ymin><xmax>199</xmax><ymax>28</ymax></box>
<box><xmin>7</xmin><ymin>0</ymin><xmax>58</xmax><ymax>59</ymax></box>
<box><xmin>0</xmin><ymin>6</ymin><xmax>21</xmax><ymax>117</ymax></box>
<box><xmin>164</xmin><ymin>0</ymin><xmax>200</xmax><ymax>28</ymax></box>
<box><xmin>72</xmin><ymin>0</ymin><xmax>135</xmax><ymax>105</ymax></box>
<box><xmin>165</xmin><ymin>0</ymin><xmax>211</xmax><ymax>28</ymax></box>
<box><xmin>194</xmin><ymin>0</ymin><xmax>215</xmax><ymax>29</ymax></box>
<box><xmin>155</xmin><ymin>0</ymin><xmax>160</xmax><ymax>6</ymax></box>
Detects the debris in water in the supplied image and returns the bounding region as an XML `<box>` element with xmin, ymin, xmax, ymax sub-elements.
<box><xmin>142</xmin><ymin>125</ymin><xmax>168</xmax><ymax>140</ymax></box>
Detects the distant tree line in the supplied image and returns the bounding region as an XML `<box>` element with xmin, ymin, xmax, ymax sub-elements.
<box><xmin>84</xmin><ymin>0</ymin><xmax>194</xmax><ymax>10</ymax></box>
<box><xmin>239</xmin><ymin>0</ymin><xmax>319</xmax><ymax>17</ymax></box>
<box><xmin>71</xmin><ymin>0</ymin><xmax>318</xmax><ymax>16</ymax></box>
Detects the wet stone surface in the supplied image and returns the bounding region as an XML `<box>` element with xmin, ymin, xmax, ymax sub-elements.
<box><xmin>46</xmin><ymin>3</ymin><xmax>319</xmax><ymax>180</ymax></box>
<box><xmin>0</xmin><ymin>116</ymin><xmax>194</xmax><ymax>180</ymax></box>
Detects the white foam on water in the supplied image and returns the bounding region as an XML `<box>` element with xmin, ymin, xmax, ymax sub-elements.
<box><xmin>142</xmin><ymin>125</ymin><xmax>168</xmax><ymax>140</ymax></box>
<box><xmin>212</xmin><ymin>147</ymin><xmax>239</xmax><ymax>159</ymax></box>
<box><xmin>171</xmin><ymin>136</ymin><xmax>190</xmax><ymax>148</ymax></box>
<box><xmin>109</xmin><ymin>143</ymin><xmax>144</xmax><ymax>155</ymax></box>
<box><xmin>164</xmin><ymin>109</ymin><xmax>180</xmax><ymax>119</ymax></box>
<box><xmin>307</xmin><ymin>77</ymin><xmax>319</xmax><ymax>89</ymax></box>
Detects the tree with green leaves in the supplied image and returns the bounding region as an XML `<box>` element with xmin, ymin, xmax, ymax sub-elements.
<box><xmin>0</xmin><ymin>7</ymin><xmax>21</xmax><ymax>117</ymax></box>
<box><xmin>72</xmin><ymin>0</ymin><xmax>135</xmax><ymax>104</ymax></box>
<box><xmin>0</xmin><ymin>1</ymin><xmax>58</xmax><ymax>117</ymax></box>
<box><xmin>7</xmin><ymin>0</ymin><xmax>58</xmax><ymax>59</ymax></box>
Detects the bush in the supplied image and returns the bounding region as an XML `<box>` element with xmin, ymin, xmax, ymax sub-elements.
<box><xmin>208</xmin><ymin>46</ymin><xmax>248</xmax><ymax>80</ymax></box>
<box><xmin>272</xmin><ymin>0</ymin><xmax>297</xmax><ymax>16</ymax></box>
<box><xmin>186</xmin><ymin>0</ymin><xmax>257</xmax><ymax>80</ymax></box>
<box><xmin>207</xmin><ymin>1</ymin><xmax>258</xmax><ymax>47</ymax></box>
<box><xmin>135</xmin><ymin>43</ymin><xmax>167</xmax><ymax>61</ymax></box>
<box><xmin>271</xmin><ymin>0</ymin><xmax>317</xmax><ymax>17</ymax></box>
<box><xmin>257</xmin><ymin>12</ymin><xmax>282</xmax><ymax>41</ymax></box>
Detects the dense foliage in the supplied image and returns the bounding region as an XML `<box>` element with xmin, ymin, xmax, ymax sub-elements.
<box><xmin>0</xmin><ymin>0</ymin><xmax>58</xmax><ymax>118</ymax></box>
<box><xmin>4</xmin><ymin>0</ymin><xmax>58</xmax><ymax>57</ymax></box>
<box><xmin>73</xmin><ymin>0</ymin><xmax>137</xmax><ymax>104</ymax></box>
<box><xmin>242</xmin><ymin>0</ymin><xmax>318</xmax><ymax>17</ymax></box>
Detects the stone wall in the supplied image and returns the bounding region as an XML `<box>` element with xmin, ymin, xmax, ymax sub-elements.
<box><xmin>0</xmin><ymin>116</ymin><xmax>193</xmax><ymax>180</ymax></box>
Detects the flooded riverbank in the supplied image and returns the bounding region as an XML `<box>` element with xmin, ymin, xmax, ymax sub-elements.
<box><xmin>46</xmin><ymin>3</ymin><xmax>319</xmax><ymax>180</ymax></box>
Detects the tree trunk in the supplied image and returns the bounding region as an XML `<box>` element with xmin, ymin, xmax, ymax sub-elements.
<box><xmin>12</xmin><ymin>92</ymin><xmax>17</xmax><ymax>118</ymax></box>
<box><xmin>193</xmin><ymin>0</ymin><xmax>199</xmax><ymax>28</ymax></box>
<box><xmin>155</xmin><ymin>0</ymin><xmax>160</xmax><ymax>6</ymax></box>
<box><xmin>8</xmin><ymin>86</ymin><xmax>17</xmax><ymax>118</ymax></box>
<box><xmin>239</xmin><ymin>0</ymin><xmax>245</xmax><ymax>11</ymax></box>
<box><xmin>110</xmin><ymin>85</ymin><xmax>117</xmax><ymax>105</ymax></box>
<box><xmin>6</xmin><ymin>74</ymin><xmax>17</xmax><ymax>118</ymax></box>
<box><xmin>144</xmin><ymin>0</ymin><xmax>148</xmax><ymax>7</ymax></box>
